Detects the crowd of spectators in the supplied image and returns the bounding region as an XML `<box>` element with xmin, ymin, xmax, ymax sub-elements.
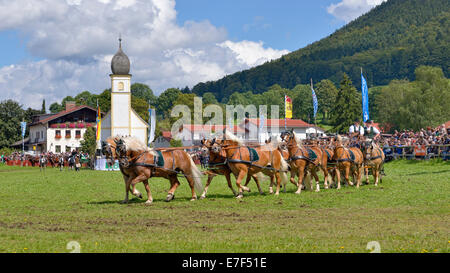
<box><xmin>378</xmin><ymin>124</ymin><xmax>450</xmax><ymax>160</ymax></box>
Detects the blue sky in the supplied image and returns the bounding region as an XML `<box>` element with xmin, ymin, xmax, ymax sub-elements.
<box><xmin>175</xmin><ymin>0</ymin><xmax>346</xmax><ymax>51</ymax></box>
<box><xmin>0</xmin><ymin>0</ymin><xmax>386</xmax><ymax>108</ymax></box>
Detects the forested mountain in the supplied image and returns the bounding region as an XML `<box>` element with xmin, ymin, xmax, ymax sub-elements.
<box><xmin>190</xmin><ymin>0</ymin><xmax>450</xmax><ymax>102</ymax></box>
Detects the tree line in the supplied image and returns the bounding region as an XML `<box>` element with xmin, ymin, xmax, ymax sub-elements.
<box><xmin>1</xmin><ymin>66</ymin><xmax>448</xmax><ymax>151</ymax></box>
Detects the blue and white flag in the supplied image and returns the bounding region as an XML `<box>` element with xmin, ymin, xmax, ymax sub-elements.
<box><xmin>148</xmin><ymin>108</ymin><xmax>156</xmax><ymax>144</ymax></box>
<box><xmin>361</xmin><ymin>72</ymin><xmax>370</xmax><ymax>122</ymax></box>
<box><xmin>20</xmin><ymin>121</ymin><xmax>27</xmax><ymax>137</ymax></box>
<box><xmin>311</xmin><ymin>86</ymin><xmax>318</xmax><ymax>118</ymax></box>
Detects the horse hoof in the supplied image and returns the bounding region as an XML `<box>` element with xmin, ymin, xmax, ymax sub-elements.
<box><xmin>165</xmin><ymin>194</ymin><xmax>174</xmax><ymax>202</ymax></box>
<box><xmin>190</xmin><ymin>198</ymin><xmax>197</xmax><ymax>202</ymax></box>
<box><xmin>236</xmin><ymin>194</ymin><xmax>243</xmax><ymax>199</ymax></box>
<box><xmin>145</xmin><ymin>200</ymin><xmax>153</xmax><ymax>205</ymax></box>
<box><xmin>199</xmin><ymin>195</ymin><xmax>206</xmax><ymax>200</ymax></box>
<box><xmin>121</xmin><ymin>200</ymin><xmax>128</xmax><ymax>204</ymax></box>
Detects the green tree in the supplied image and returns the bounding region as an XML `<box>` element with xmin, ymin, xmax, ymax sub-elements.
<box><xmin>131</xmin><ymin>96</ymin><xmax>149</xmax><ymax>122</ymax></box>
<box><xmin>331</xmin><ymin>74</ymin><xmax>362</xmax><ymax>133</ymax></box>
<box><xmin>49</xmin><ymin>102</ymin><xmax>63</xmax><ymax>113</ymax></box>
<box><xmin>97</xmin><ymin>89</ymin><xmax>111</xmax><ymax>113</ymax></box>
<box><xmin>0</xmin><ymin>100</ymin><xmax>24</xmax><ymax>148</ymax></box>
<box><xmin>315</xmin><ymin>79</ymin><xmax>338</xmax><ymax>123</ymax></box>
<box><xmin>373</xmin><ymin>66</ymin><xmax>450</xmax><ymax>131</ymax></box>
<box><xmin>75</xmin><ymin>91</ymin><xmax>96</xmax><ymax>107</ymax></box>
<box><xmin>131</xmin><ymin>83</ymin><xmax>157</xmax><ymax>105</ymax></box>
<box><xmin>41</xmin><ymin>99</ymin><xmax>46</xmax><ymax>114</ymax></box>
<box><xmin>80</xmin><ymin>127</ymin><xmax>97</xmax><ymax>156</ymax></box>
<box><xmin>156</xmin><ymin>88</ymin><xmax>181</xmax><ymax>118</ymax></box>
<box><xmin>292</xmin><ymin>84</ymin><xmax>314</xmax><ymax>123</ymax></box>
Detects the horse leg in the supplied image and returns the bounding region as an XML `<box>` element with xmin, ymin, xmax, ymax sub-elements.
<box><xmin>269</xmin><ymin>175</ymin><xmax>275</xmax><ymax>194</ymax></box>
<box><xmin>235</xmin><ymin>170</ymin><xmax>247</xmax><ymax>199</ymax></box>
<box><xmin>322</xmin><ymin>166</ymin><xmax>329</xmax><ymax>189</ymax></box>
<box><xmin>289</xmin><ymin>169</ymin><xmax>298</xmax><ymax>187</ymax></box>
<box><xmin>374</xmin><ymin>166</ymin><xmax>379</xmax><ymax>187</ymax></box>
<box><xmin>184</xmin><ymin>173</ymin><xmax>198</xmax><ymax>201</ymax></box>
<box><xmin>225</xmin><ymin>171</ymin><xmax>237</xmax><ymax>196</ymax></box>
<box><xmin>251</xmin><ymin>174</ymin><xmax>264</xmax><ymax>195</ymax></box>
<box><xmin>200</xmin><ymin>173</ymin><xmax>214</xmax><ymax>199</ymax></box>
<box><xmin>166</xmin><ymin>175</ymin><xmax>180</xmax><ymax>202</ymax></box>
<box><xmin>143</xmin><ymin>180</ymin><xmax>153</xmax><ymax>205</ymax></box>
<box><xmin>274</xmin><ymin>172</ymin><xmax>282</xmax><ymax>196</ymax></box>
<box><xmin>336</xmin><ymin>168</ymin><xmax>341</xmax><ymax>189</ymax></box>
<box><xmin>129</xmin><ymin>174</ymin><xmax>147</xmax><ymax>199</ymax></box>
<box><xmin>345</xmin><ymin>165</ymin><xmax>353</xmax><ymax>186</ymax></box>
<box><xmin>122</xmin><ymin>175</ymin><xmax>132</xmax><ymax>204</ymax></box>
<box><xmin>365</xmin><ymin>165</ymin><xmax>370</xmax><ymax>185</ymax></box>
<box><xmin>312</xmin><ymin>168</ymin><xmax>320</xmax><ymax>192</ymax></box>
<box><xmin>295</xmin><ymin>165</ymin><xmax>306</xmax><ymax>194</ymax></box>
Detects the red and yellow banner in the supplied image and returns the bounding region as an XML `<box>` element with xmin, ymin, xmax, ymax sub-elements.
<box><xmin>285</xmin><ymin>95</ymin><xmax>293</xmax><ymax>119</ymax></box>
<box><xmin>96</xmin><ymin>106</ymin><xmax>101</xmax><ymax>141</ymax></box>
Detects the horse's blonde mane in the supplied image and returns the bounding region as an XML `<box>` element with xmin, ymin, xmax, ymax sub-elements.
<box><xmin>118</xmin><ymin>135</ymin><xmax>156</xmax><ymax>156</ymax></box>
<box><xmin>224</xmin><ymin>130</ymin><xmax>243</xmax><ymax>145</ymax></box>
<box><xmin>292</xmin><ymin>132</ymin><xmax>303</xmax><ymax>148</ymax></box>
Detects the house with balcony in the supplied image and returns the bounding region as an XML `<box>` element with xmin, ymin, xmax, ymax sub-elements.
<box><xmin>24</xmin><ymin>102</ymin><xmax>101</xmax><ymax>153</ymax></box>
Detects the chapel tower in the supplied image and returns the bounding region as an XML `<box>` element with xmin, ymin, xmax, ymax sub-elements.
<box><xmin>110</xmin><ymin>37</ymin><xmax>132</xmax><ymax>137</ymax></box>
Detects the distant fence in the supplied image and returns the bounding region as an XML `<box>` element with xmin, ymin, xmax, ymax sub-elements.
<box><xmin>382</xmin><ymin>144</ymin><xmax>450</xmax><ymax>161</ymax></box>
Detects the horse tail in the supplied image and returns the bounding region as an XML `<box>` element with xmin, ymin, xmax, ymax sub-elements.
<box><xmin>188</xmin><ymin>156</ymin><xmax>204</xmax><ymax>194</ymax></box>
<box><xmin>279</xmin><ymin>155</ymin><xmax>290</xmax><ymax>186</ymax></box>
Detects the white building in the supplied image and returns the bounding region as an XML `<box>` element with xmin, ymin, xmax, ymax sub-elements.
<box><xmin>100</xmin><ymin>38</ymin><xmax>149</xmax><ymax>145</ymax></box>
<box><xmin>23</xmin><ymin>102</ymin><xmax>98</xmax><ymax>153</ymax></box>
<box><xmin>167</xmin><ymin>118</ymin><xmax>324</xmax><ymax>147</ymax></box>
<box><xmin>242</xmin><ymin>118</ymin><xmax>326</xmax><ymax>142</ymax></box>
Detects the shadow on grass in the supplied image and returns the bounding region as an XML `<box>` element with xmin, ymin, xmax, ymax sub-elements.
<box><xmin>405</xmin><ymin>169</ymin><xmax>450</xmax><ymax>176</ymax></box>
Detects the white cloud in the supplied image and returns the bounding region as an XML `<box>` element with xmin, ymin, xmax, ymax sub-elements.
<box><xmin>327</xmin><ymin>0</ymin><xmax>387</xmax><ymax>22</ymax></box>
<box><xmin>0</xmin><ymin>0</ymin><xmax>289</xmax><ymax>108</ymax></box>
<box><xmin>219</xmin><ymin>40</ymin><xmax>289</xmax><ymax>67</ymax></box>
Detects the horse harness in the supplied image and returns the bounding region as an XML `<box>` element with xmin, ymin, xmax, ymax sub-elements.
<box><xmin>125</xmin><ymin>150</ymin><xmax>182</xmax><ymax>176</ymax></box>
<box><xmin>365</xmin><ymin>147</ymin><xmax>383</xmax><ymax>161</ymax></box>
<box><xmin>287</xmin><ymin>144</ymin><xmax>319</xmax><ymax>166</ymax></box>
<box><xmin>226</xmin><ymin>146</ymin><xmax>280</xmax><ymax>172</ymax></box>
<box><xmin>335</xmin><ymin>146</ymin><xmax>357</xmax><ymax>163</ymax></box>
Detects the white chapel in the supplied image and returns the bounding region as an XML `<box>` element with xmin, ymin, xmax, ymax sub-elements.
<box><xmin>100</xmin><ymin>38</ymin><xmax>149</xmax><ymax>145</ymax></box>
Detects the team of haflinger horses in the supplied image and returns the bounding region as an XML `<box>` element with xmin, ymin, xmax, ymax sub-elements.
<box><xmin>101</xmin><ymin>129</ymin><xmax>385</xmax><ymax>204</ymax></box>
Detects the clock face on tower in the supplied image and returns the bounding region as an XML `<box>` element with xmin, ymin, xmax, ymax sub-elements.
<box><xmin>118</xmin><ymin>82</ymin><xmax>124</xmax><ymax>91</ymax></box>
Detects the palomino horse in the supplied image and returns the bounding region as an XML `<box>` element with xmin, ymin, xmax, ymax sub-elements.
<box><xmin>218</xmin><ymin>130</ymin><xmax>289</xmax><ymax>198</ymax></box>
<box><xmin>102</xmin><ymin>137</ymin><xmax>143</xmax><ymax>203</ymax></box>
<box><xmin>332</xmin><ymin>135</ymin><xmax>364</xmax><ymax>189</ymax></box>
<box><xmin>39</xmin><ymin>155</ymin><xmax>47</xmax><ymax>172</ymax></box>
<box><xmin>114</xmin><ymin>136</ymin><xmax>204</xmax><ymax>204</ymax></box>
<box><xmin>265</xmin><ymin>136</ymin><xmax>297</xmax><ymax>193</ymax></box>
<box><xmin>200</xmin><ymin>138</ymin><xmax>238</xmax><ymax>198</ymax></box>
<box><xmin>281</xmin><ymin>131</ymin><xmax>329</xmax><ymax>194</ymax></box>
<box><xmin>362</xmin><ymin>140</ymin><xmax>385</xmax><ymax>186</ymax></box>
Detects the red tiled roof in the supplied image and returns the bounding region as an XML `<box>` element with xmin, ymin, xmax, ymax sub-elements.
<box><xmin>33</xmin><ymin>105</ymin><xmax>100</xmax><ymax>125</ymax></box>
<box><xmin>445</xmin><ymin>121</ymin><xmax>450</xmax><ymax>129</ymax></box>
<box><xmin>247</xmin><ymin>118</ymin><xmax>314</xmax><ymax>128</ymax></box>
<box><xmin>182</xmin><ymin>124</ymin><xmax>245</xmax><ymax>133</ymax></box>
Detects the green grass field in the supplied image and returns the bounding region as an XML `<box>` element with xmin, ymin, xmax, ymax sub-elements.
<box><xmin>0</xmin><ymin>160</ymin><xmax>449</xmax><ymax>253</ymax></box>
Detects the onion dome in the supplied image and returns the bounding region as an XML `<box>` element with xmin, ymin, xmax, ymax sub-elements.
<box><xmin>111</xmin><ymin>38</ymin><xmax>130</xmax><ymax>75</ymax></box>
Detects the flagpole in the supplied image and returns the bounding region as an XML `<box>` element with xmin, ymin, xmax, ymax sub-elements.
<box><xmin>284</xmin><ymin>95</ymin><xmax>287</xmax><ymax>131</ymax></box>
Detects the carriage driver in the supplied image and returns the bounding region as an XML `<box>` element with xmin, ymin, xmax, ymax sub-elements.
<box><xmin>349</xmin><ymin>119</ymin><xmax>364</xmax><ymax>137</ymax></box>
<box><xmin>364</xmin><ymin>120</ymin><xmax>380</xmax><ymax>140</ymax></box>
